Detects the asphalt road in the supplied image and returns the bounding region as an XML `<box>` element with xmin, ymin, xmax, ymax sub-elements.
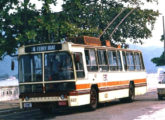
<box><xmin>0</xmin><ymin>90</ymin><xmax>165</xmax><ymax>120</ymax></box>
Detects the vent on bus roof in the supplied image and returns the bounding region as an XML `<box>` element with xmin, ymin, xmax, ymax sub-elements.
<box><xmin>105</xmin><ymin>40</ymin><xmax>111</xmax><ymax>47</ymax></box>
<box><xmin>67</xmin><ymin>36</ymin><xmax>101</xmax><ymax>46</ymax></box>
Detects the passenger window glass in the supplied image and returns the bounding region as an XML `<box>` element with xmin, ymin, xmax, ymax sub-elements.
<box><xmin>126</xmin><ymin>52</ymin><xmax>135</xmax><ymax>71</ymax></box>
<box><xmin>108</xmin><ymin>51</ymin><xmax>118</xmax><ymax>71</ymax></box>
<box><xmin>97</xmin><ymin>50</ymin><xmax>109</xmax><ymax>71</ymax></box>
<box><xmin>134</xmin><ymin>53</ymin><xmax>141</xmax><ymax>70</ymax></box>
<box><xmin>85</xmin><ymin>49</ymin><xmax>98</xmax><ymax>71</ymax></box>
<box><xmin>117</xmin><ymin>51</ymin><xmax>122</xmax><ymax>71</ymax></box>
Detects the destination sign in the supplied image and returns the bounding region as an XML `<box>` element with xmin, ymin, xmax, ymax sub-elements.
<box><xmin>25</xmin><ymin>44</ymin><xmax>62</xmax><ymax>53</ymax></box>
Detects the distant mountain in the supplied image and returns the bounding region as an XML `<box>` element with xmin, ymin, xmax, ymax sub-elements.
<box><xmin>0</xmin><ymin>74</ymin><xmax>9</xmax><ymax>81</ymax></box>
<box><xmin>130</xmin><ymin>45</ymin><xmax>164</xmax><ymax>73</ymax></box>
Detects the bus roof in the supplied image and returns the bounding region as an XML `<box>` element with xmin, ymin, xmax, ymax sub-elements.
<box><xmin>71</xmin><ymin>43</ymin><xmax>141</xmax><ymax>53</ymax></box>
<box><xmin>18</xmin><ymin>36</ymin><xmax>142</xmax><ymax>54</ymax></box>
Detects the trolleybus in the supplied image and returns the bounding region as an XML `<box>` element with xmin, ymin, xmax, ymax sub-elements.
<box><xmin>17</xmin><ymin>36</ymin><xmax>147</xmax><ymax>111</ymax></box>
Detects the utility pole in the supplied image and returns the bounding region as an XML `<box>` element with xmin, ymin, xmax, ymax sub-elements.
<box><xmin>163</xmin><ymin>16</ymin><xmax>165</xmax><ymax>59</ymax></box>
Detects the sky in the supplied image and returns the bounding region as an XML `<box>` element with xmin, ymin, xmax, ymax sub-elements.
<box><xmin>141</xmin><ymin>0</ymin><xmax>164</xmax><ymax>47</ymax></box>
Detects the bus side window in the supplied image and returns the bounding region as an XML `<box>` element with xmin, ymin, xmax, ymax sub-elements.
<box><xmin>73</xmin><ymin>53</ymin><xmax>85</xmax><ymax>78</ymax></box>
<box><xmin>122</xmin><ymin>51</ymin><xmax>127</xmax><ymax>71</ymax></box>
<box><xmin>126</xmin><ymin>52</ymin><xmax>135</xmax><ymax>71</ymax></box>
<box><xmin>117</xmin><ymin>51</ymin><xmax>122</xmax><ymax>71</ymax></box>
<box><xmin>97</xmin><ymin>50</ymin><xmax>109</xmax><ymax>71</ymax></box>
<box><xmin>140</xmin><ymin>53</ymin><xmax>145</xmax><ymax>70</ymax></box>
<box><xmin>134</xmin><ymin>53</ymin><xmax>141</xmax><ymax>71</ymax></box>
<box><xmin>107</xmin><ymin>50</ymin><xmax>118</xmax><ymax>71</ymax></box>
<box><xmin>85</xmin><ymin>49</ymin><xmax>98</xmax><ymax>71</ymax></box>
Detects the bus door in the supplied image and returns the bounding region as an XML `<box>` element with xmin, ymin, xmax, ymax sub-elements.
<box><xmin>97</xmin><ymin>49</ymin><xmax>109</xmax><ymax>92</ymax></box>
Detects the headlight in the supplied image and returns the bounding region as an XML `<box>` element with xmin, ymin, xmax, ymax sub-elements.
<box><xmin>60</xmin><ymin>94</ymin><xmax>65</xmax><ymax>100</ymax></box>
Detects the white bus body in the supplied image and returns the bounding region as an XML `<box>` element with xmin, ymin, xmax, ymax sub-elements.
<box><xmin>18</xmin><ymin>36</ymin><xmax>147</xmax><ymax>110</ymax></box>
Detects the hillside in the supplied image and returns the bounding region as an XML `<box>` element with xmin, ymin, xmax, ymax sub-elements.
<box><xmin>130</xmin><ymin>45</ymin><xmax>164</xmax><ymax>73</ymax></box>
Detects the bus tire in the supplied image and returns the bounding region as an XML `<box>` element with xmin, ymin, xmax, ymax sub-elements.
<box><xmin>89</xmin><ymin>87</ymin><xmax>98</xmax><ymax>110</ymax></box>
<box><xmin>127</xmin><ymin>82</ymin><xmax>135</xmax><ymax>102</ymax></box>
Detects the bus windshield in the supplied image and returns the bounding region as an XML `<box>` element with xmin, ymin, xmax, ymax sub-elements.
<box><xmin>19</xmin><ymin>54</ymin><xmax>42</xmax><ymax>83</ymax></box>
<box><xmin>19</xmin><ymin>52</ymin><xmax>74</xmax><ymax>83</ymax></box>
<box><xmin>44</xmin><ymin>52</ymin><xmax>74</xmax><ymax>81</ymax></box>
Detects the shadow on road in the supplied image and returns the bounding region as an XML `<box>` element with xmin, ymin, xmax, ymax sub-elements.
<box><xmin>0</xmin><ymin>101</ymin><xmax>126</xmax><ymax>120</ymax></box>
<box><xmin>0</xmin><ymin>91</ymin><xmax>163</xmax><ymax>120</ymax></box>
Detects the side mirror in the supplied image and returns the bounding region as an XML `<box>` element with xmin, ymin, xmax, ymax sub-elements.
<box><xmin>11</xmin><ymin>60</ymin><xmax>15</xmax><ymax>71</ymax></box>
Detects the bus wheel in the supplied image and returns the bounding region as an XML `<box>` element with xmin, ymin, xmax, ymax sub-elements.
<box><xmin>128</xmin><ymin>82</ymin><xmax>135</xmax><ymax>102</ymax></box>
<box><xmin>89</xmin><ymin>88</ymin><xmax>98</xmax><ymax>110</ymax></box>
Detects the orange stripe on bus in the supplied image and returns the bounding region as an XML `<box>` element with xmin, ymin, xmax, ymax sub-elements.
<box><xmin>76</xmin><ymin>84</ymin><xmax>91</xmax><ymax>90</ymax></box>
<box><xmin>134</xmin><ymin>78</ymin><xmax>147</xmax><ymax>84</ymax></box>
<box><xmin>98</xmin><ymin>81</ymin><xmax>130</xmax><ymax>87</ymax></box>
<box><xmin>76</xmin><ymin>78</ymin><xmax>147</xmax><ymax>90</ymax></box>
<box><xmin>107</xmin><ymin>80</ymin><xmax>130</xmax><ymax>86</ymax></box>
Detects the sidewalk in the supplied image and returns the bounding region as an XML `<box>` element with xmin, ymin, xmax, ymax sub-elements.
<box><xmin>0</xmin><ymin>99</ymin><xmax>20</xmax><ymax>115</ymax></box>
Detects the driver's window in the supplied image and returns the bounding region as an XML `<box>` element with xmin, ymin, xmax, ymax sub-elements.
<box><xmin>74</xmin><ymin>53</ymin><xmax>85</xmax><ymax>78</ymax></box>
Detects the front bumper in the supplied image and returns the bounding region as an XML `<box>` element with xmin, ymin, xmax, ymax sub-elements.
<box><xmin>19</xmin><ymin>95</ymin><xmax>68</xmax><ymax>109</ymax></box>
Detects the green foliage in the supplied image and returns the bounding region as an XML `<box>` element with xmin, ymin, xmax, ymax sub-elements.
<box><xmin>151</xmin><ymin>33</ymin><xmax>164</xmax><ymax>66</ymax></box>
<box><xmin>62</xmin><ymin>0</ymin><xmax>159</xmax><ymax>45</ymax></box>
<box><xmin>160</xmin><ymin>35</ymin><xmax>164</xmax><ymax>42</ymax></box>
<box><xmin>151</xmin><ymin>52</ymin><xmax>165</xmax><ymax>66</ymax></box>
<box><xmin>0</xmin><ymin>0</ymin><xmax>159</xmax><ymax>59</ymax></box>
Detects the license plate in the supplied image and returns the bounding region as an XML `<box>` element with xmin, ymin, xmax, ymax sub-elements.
<box><xmin>58</xmin><ymin>101</ymin><xmax>67</xmax><ymax>106</ymax></box>
<box><xmin>24</xmin><ymin>103</ymin><xmax>32</xmax><ymax>108</ymax></box>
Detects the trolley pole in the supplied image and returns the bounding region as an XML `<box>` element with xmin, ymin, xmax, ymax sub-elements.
<box><xmin>163</xmin><ymin>16</ymin><xmax>165</xmax><ymax>59</ymax></box>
